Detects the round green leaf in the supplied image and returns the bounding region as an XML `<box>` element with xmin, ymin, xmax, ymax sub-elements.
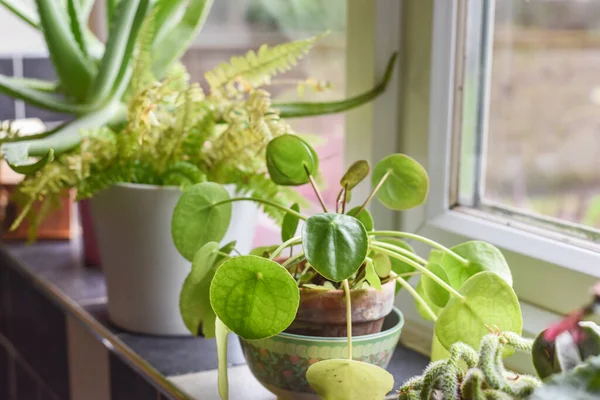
<box><xmin>435</xmin><ymin>272</ymin><xmax>522</xmax><ymax>352</ymax></box>
<box><xmin>302</xmin><ymin>213</ymin><xmax>369</xmax><ymax>282</ymax></box>
<box><xmin>421</xmin><ymin>262</ymin><xmax>451</xmax><ymax>308</ymax></box>
<box><xmin>347</xmin><ymin>206</ymin><xmax>374</xmax><ymax>231</ymax></box>
<box><xmin>306</xmin><ymin>359</ymin><xmax>394</xmax><ymax>400</ymax></box>
<box><xmin>415</xmin><ymin>280</ymin><xmax>442</xmax><ymax>321</ymax></box>
<box><xmin>249</xmin><ymin>245</ymin><xmax>279</xmax><ymax>258</ymax></box>
<box><xmin>365</xmin><ymin>259</ymin><xmax>382</xmax><ymax>291</ymax></box>
<box><xmin>379</xmin><ymin>238</ymin><xmax>416</xmax><ymax>276</ymax></box>
<box><xmin>266</xmin><ymin>134</ymin><xmax>319</xmax><ymax>186</ymax></box>
<box><xmin>340</xmin><ymin>160</ymin><xmax>370</xmax><ymax>190</ymax></box>
<box><xmin>179</xmin><ymin>242</ymin><xmax>220</xmax><ymax>336</ymax></box>
<box><xmin>439</xmin><ymin>241</ymin><xmax>513</xmax><ymax>290</ymax></box>
<box><xmin>372</xmin><ymin>154</ymin><xmax>429</xmax><ymax>210</ymax></box>
<box><xmin>372</xmin><ymin>253</ymin><xmax>391</xmax><ymax>278</ymax></box>
<box><xmin>171</xmin><ymin>182</ymin><xmax>232</xmax><ymax>261</ymax></box>
<box><xmin>210</xmin><ymin>256</ymin><xmax>299</xmax><ymax>340</ymax></box>
<box><xmin>281</xmin><ymin>203</ymin><xmax>301</xmax><ymax>242</ymax></box>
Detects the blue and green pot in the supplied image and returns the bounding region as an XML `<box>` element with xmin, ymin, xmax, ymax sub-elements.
<box><xmin>240</xmin><ymin>307</ymin><xmax>404</xmax><ymax>400</ymax></box>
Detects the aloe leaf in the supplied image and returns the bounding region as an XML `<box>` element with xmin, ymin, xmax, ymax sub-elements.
<box><xmin>152</xmin><ymin>0</ymin><xmax>186</xmax><ymax>44</ymax></box>
<box><xmin>87</xmin><ymin>0</ymin><xmax>150</xmax><ymax>105</ymax></box>
<box><xmin>35</xmin><ymin>0</ymin><xmax>96</xmax><ymax>100</ymax></box>
<box><xmin>274</xmin><ymin>52</ymin><xmax>397</xmax><ymax>118</ymax></box>
<box><xmin>6</xmin><ymin>149</ymin><xmax>54</xmax><ymax>174</ymax></box>
<box><xmin>10</xmin><ymin>77</ymin><xmax>60</xmax><ymax>93</ymax></box>
<box><xmin>1</xmin><ymin>103</ymin><xmax>121</xmax><ymax>174</ymax></box>
<box><xmin>106</xmin><ymin>0</ymin><xmax>120</xmax><ymax>23</ymax></box>
<box><xmin>67</xmin><ymin>0</ymin><xmax>89</xmax><ymax>58</ymax></box>
<box><xmin>79</xmin><ymin>0</ymin><xmax>95</xmax><ymax>20</ymax></box>
<box><xmin>0</xmin><ymin>0</ymin><xmax>40</xmax><ymax>29</ymax></box>
<box><xmin>0</xmin><ymin>74</ymin><xmax>91</xmax><ymax>114</ymax></box>
<box><xmin>152</xmin><ymin>0</ymin><xmax>214</xmax><ymax>79</ymax></box>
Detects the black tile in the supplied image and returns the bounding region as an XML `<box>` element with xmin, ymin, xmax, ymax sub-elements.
<box><xmin>14</xmin><ymin>359</ymin><xmax>40</xmax><ymax>400</ymax></box>
<box><xmin>110</xmin><ymin>353</ymin><xmax>159</xmax><ymax>400</ymax></box>
<box><xmin>0</xmin><ymin>58</ymin><xmax>16</xmax><ymax>120</ymax></box>
<box><xmin>5</xmin><ymin>265</ymin><xmax>70</xmax><ymax>400</ymax></box>
<box><xmin>0</xmin><ymin>263</ymin><xmax>9</xmax><ymax>337</ymax></box>
<box><xmin>0</xmin><ymin>345</ymin><xmax>9</xmax><ymax>400</ymax></box>
<box><xmin>21</xmin><ymin>57</ymin><xmax>72</xmax><ymax>123</ymax></box>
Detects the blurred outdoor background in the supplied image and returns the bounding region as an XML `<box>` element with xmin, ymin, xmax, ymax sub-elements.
<box><xmin>482</xmin><ymin>0</ymin><xmax>600</xmax><ymax>231</ymax></box>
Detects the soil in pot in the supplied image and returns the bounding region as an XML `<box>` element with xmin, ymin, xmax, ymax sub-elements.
<box><xmin>285</xmin><ymin>279</ymin><xmax>396</xmax><ymax>337</ymax></box>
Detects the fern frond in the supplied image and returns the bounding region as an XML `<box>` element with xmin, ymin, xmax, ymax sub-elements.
<box><xmin>204</xmin><ymin>35</ymin><xmax>320</xmax><ymax>96</ymax></box>
<box><xmin>129</xmin><ymin>10</ymin><xmax>160</xmax><ymax>97</ymax></box>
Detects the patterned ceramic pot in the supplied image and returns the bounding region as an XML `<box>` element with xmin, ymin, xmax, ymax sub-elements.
<box><xmin>240</xmin><ymin>307</ymin><xmax>404</xmax><ymax>400</ymax></box>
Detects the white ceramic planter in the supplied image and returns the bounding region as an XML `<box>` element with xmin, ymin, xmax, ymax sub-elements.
<box><xmin>90</xmin><ymin>183</ymin><xmax>259</xmax><ymax>336</ymax></box>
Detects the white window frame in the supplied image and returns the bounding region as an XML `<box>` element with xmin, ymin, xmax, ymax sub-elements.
<box><xmin>346</xmin><ymin>0</ymin><xmax>600</xmax><ymax>371</ymax></box>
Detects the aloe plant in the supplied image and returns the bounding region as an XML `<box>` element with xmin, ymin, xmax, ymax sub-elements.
<box><xmin>0</xmin><ymin>0</ymin><xmax>396</xmax><ymax>174</ymax></box>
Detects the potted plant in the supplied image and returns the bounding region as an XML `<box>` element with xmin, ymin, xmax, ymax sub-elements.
<box><xmin>171</xmin><ymin>135</ymin><xmax>524</xmax><ymax>398</ymax></box>
<box><xmin>398</xmin><ymin>286</ymin><xmax>600</xmax><ymax>399</ymax></box>
<box><xmin>4</xmin><ymin>1</ymin><xmax>398</xmax><ymax>335</ymax></box>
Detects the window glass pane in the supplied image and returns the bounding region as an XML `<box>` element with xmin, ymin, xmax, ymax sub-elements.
<box><xmin>182</xmin><ymin>1</ymin><xmax>346</xmax><ymax>245</ymax></box>
<box><xmin>459</xmin><ymin>0</ymin><xmax>600</xmax><ymax>242</ymax></box>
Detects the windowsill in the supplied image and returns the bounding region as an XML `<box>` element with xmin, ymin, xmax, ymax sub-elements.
<box><xmin>2</xmin><ymin>239</ymin><xmax>430</xmax><ymax>399</ymax></box>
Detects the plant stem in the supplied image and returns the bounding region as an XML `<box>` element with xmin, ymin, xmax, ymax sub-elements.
<box><xmin>281</xmin><ymin>253</ymin><xmax>305</xmax><ymax>269</ymax></box>
<box><xmin>341</xmin><ymin>186</ymin><xmax>348</xmax><ymax>214</ymax></box>
<box><xmin>269</xmin><ymin>237</ymin><xmax>302</xmax><ymax>261</ymax></box>
<box><xmin>215</xmin><ymin>197</ymin><xmax>308</xmax><ymax>221</ymax></box>
<box><xmin>391</xmin><ymin>272</ymin><xmax>437</xmax><ymax>321</ymax></box>
<box><xmin>370</xmin><ymin>245</ymin><xmax>465</xmax><ymax>300</ymax></box>
<box><xmin>217</xmin><ymin>251</ymin><xmax>232</xmax><ymax>258</ymax></box>
<box><xmin>342</xmin><ymin>279</ymin><xmax>353</xmax><ymax>360</ymax></box>
<box><xmin>369</xmin><ymin>231</ymin><xmax>469</xmax><ymax>265</ymax></box>
<box><xmin>352</xmin><ymin>170</ymin><xmax>391</xmax><ymax>216</ymax></box>
<box><xmin>303</xmin><ymin>165</ymin><xmax>328</xmax><ymax>213</ymax></box>
<box><xmin>371</xmin><ymin>240</ymin><xmax>428</xmax><ymax>265</ymax></box>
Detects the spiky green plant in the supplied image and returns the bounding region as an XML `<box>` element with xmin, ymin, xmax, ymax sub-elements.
<box><xmin>0</xmin><ymin>0</ymin><xmax>396</xmax><ymax>175</ymax></box>
<box><xmin>397</xmin><ymin>331</ymin><xmax>541</xmax><ymax>400</ymax></box>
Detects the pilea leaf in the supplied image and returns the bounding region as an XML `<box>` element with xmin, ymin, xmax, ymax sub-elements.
<box><xmin>372</xmin><ymin>153</ymin><xmax>429</xmax><ymax>210</ymax></box>
<box><xmin>215</xmin><ymin>317</ymin><xmax>230</xmax><ymax>400</ymax></box>
<box><xmin>210</xmin><ymin>256</ymin><xmax>299</xmax><ymax>340</ymax></box>
<box><xmin>179</xmin><ymin>242</ymin><xmax>220</xmax><ymax>336</ymax></box>
<box><xmin>281</xmin><ymin>203</ymin><xmax>301</xmax><ymax>242</ymax></box>
<box><xmin>421</xmin><ymin>262</ymin><xmax>451</xmax><ymax>308</ymax></box>
<box><xmin>306</xmin><ymin>359</ymin><xmax>394</xmax><ymax>400</ymax></box>
<box><xmin>440</xmin><ymin>241</ymin><xmax>513</xmax><ymax>289</ymax></box>
<box><xmin>379</xmin><ymin>238</ymin><xmax>416</xmax><ymax>276</ymax></box>
<box><xmin>171</xmin><ymin>182</ymin><xmax>232</xmax><ymax>261</ymax></box>
<box><xmin>347</xmin><ymin>206</ymin><xmax>374</xmax><ymax>231</ymax></box>
<box><xmin>365</xmin><ymin>258</ymin><xmax>382</xmax><ymax>291</ymax></box>
<box><xmin>340</xmin><ymin>159</ymin><xmax>370</xmax><ymax>190</ymax></box>
<box><xmin>372</xmin><ymin>253</ymin><xmax>391</xmax><ymax>278</ymax></box>
<box><xmin>435</xmin><ymin>272</ymin><xmax>522</xmax><ymax>352</ymax></box>
<box><xmin>415</xmin><ymin>281</ymin><xmax>442</xmax><ymax>321</ymax></box>
<box><xmin>266</xmin><ymin>134</ymin><xmax>319</xmax><ymax>186</ymax></box>
<box><xmin>302</xmin><ymin>213</ymin><xmax>369</xmax><ymax>282</ymax></box>
<box><xmin>249</xmin><ymin>245</ymin><xmax>279</xmax><ymax>258</ymax></box>
<box><xmin>426</xmin><ymin>241</ymin><xmax>513</xmax><ymax>306</ymax></box>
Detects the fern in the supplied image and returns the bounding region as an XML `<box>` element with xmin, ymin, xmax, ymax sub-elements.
<box><xmin>204</xmin><ymin>35</ymin><xmax>320</xmax><ymax>96</ymax></box>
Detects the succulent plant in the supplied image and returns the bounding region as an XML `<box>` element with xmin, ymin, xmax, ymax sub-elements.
<box><xmin>397</xmin><ymin>329</ymin><xmax>541</xmax><ymax>400</ymax></box>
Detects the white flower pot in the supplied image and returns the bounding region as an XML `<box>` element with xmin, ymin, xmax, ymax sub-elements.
<box><xmin>90</xmin><ymin>183</ymin><xmax>259</xmax><ymax>336</ymax></box>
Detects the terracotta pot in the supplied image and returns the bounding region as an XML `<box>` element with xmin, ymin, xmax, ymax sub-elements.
<box><xmin>285</xmin><ymin>279</ymin><xmax>396</xmax><ymax>337</ymax></box>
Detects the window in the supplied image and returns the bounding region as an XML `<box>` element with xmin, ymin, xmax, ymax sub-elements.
<box><xmin>458</xmin><ymin>0</ymin><xmax>600</xmax><ymax>247</ymax></box>
<box><xmin>396</xmin><ymin>0</ymin><xmax>600</xmax><ymax>362</ymax></box>
<box><xmin>182</xmin><ymin>0</ymin><xmax>348</xmax><ymax>245</ymax></box>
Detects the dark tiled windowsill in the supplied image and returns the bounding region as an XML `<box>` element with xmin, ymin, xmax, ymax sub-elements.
<box><xmin>1</xmin><ymin>239</ymin><xmax>429</xmax><ymax>399</ymax></box>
